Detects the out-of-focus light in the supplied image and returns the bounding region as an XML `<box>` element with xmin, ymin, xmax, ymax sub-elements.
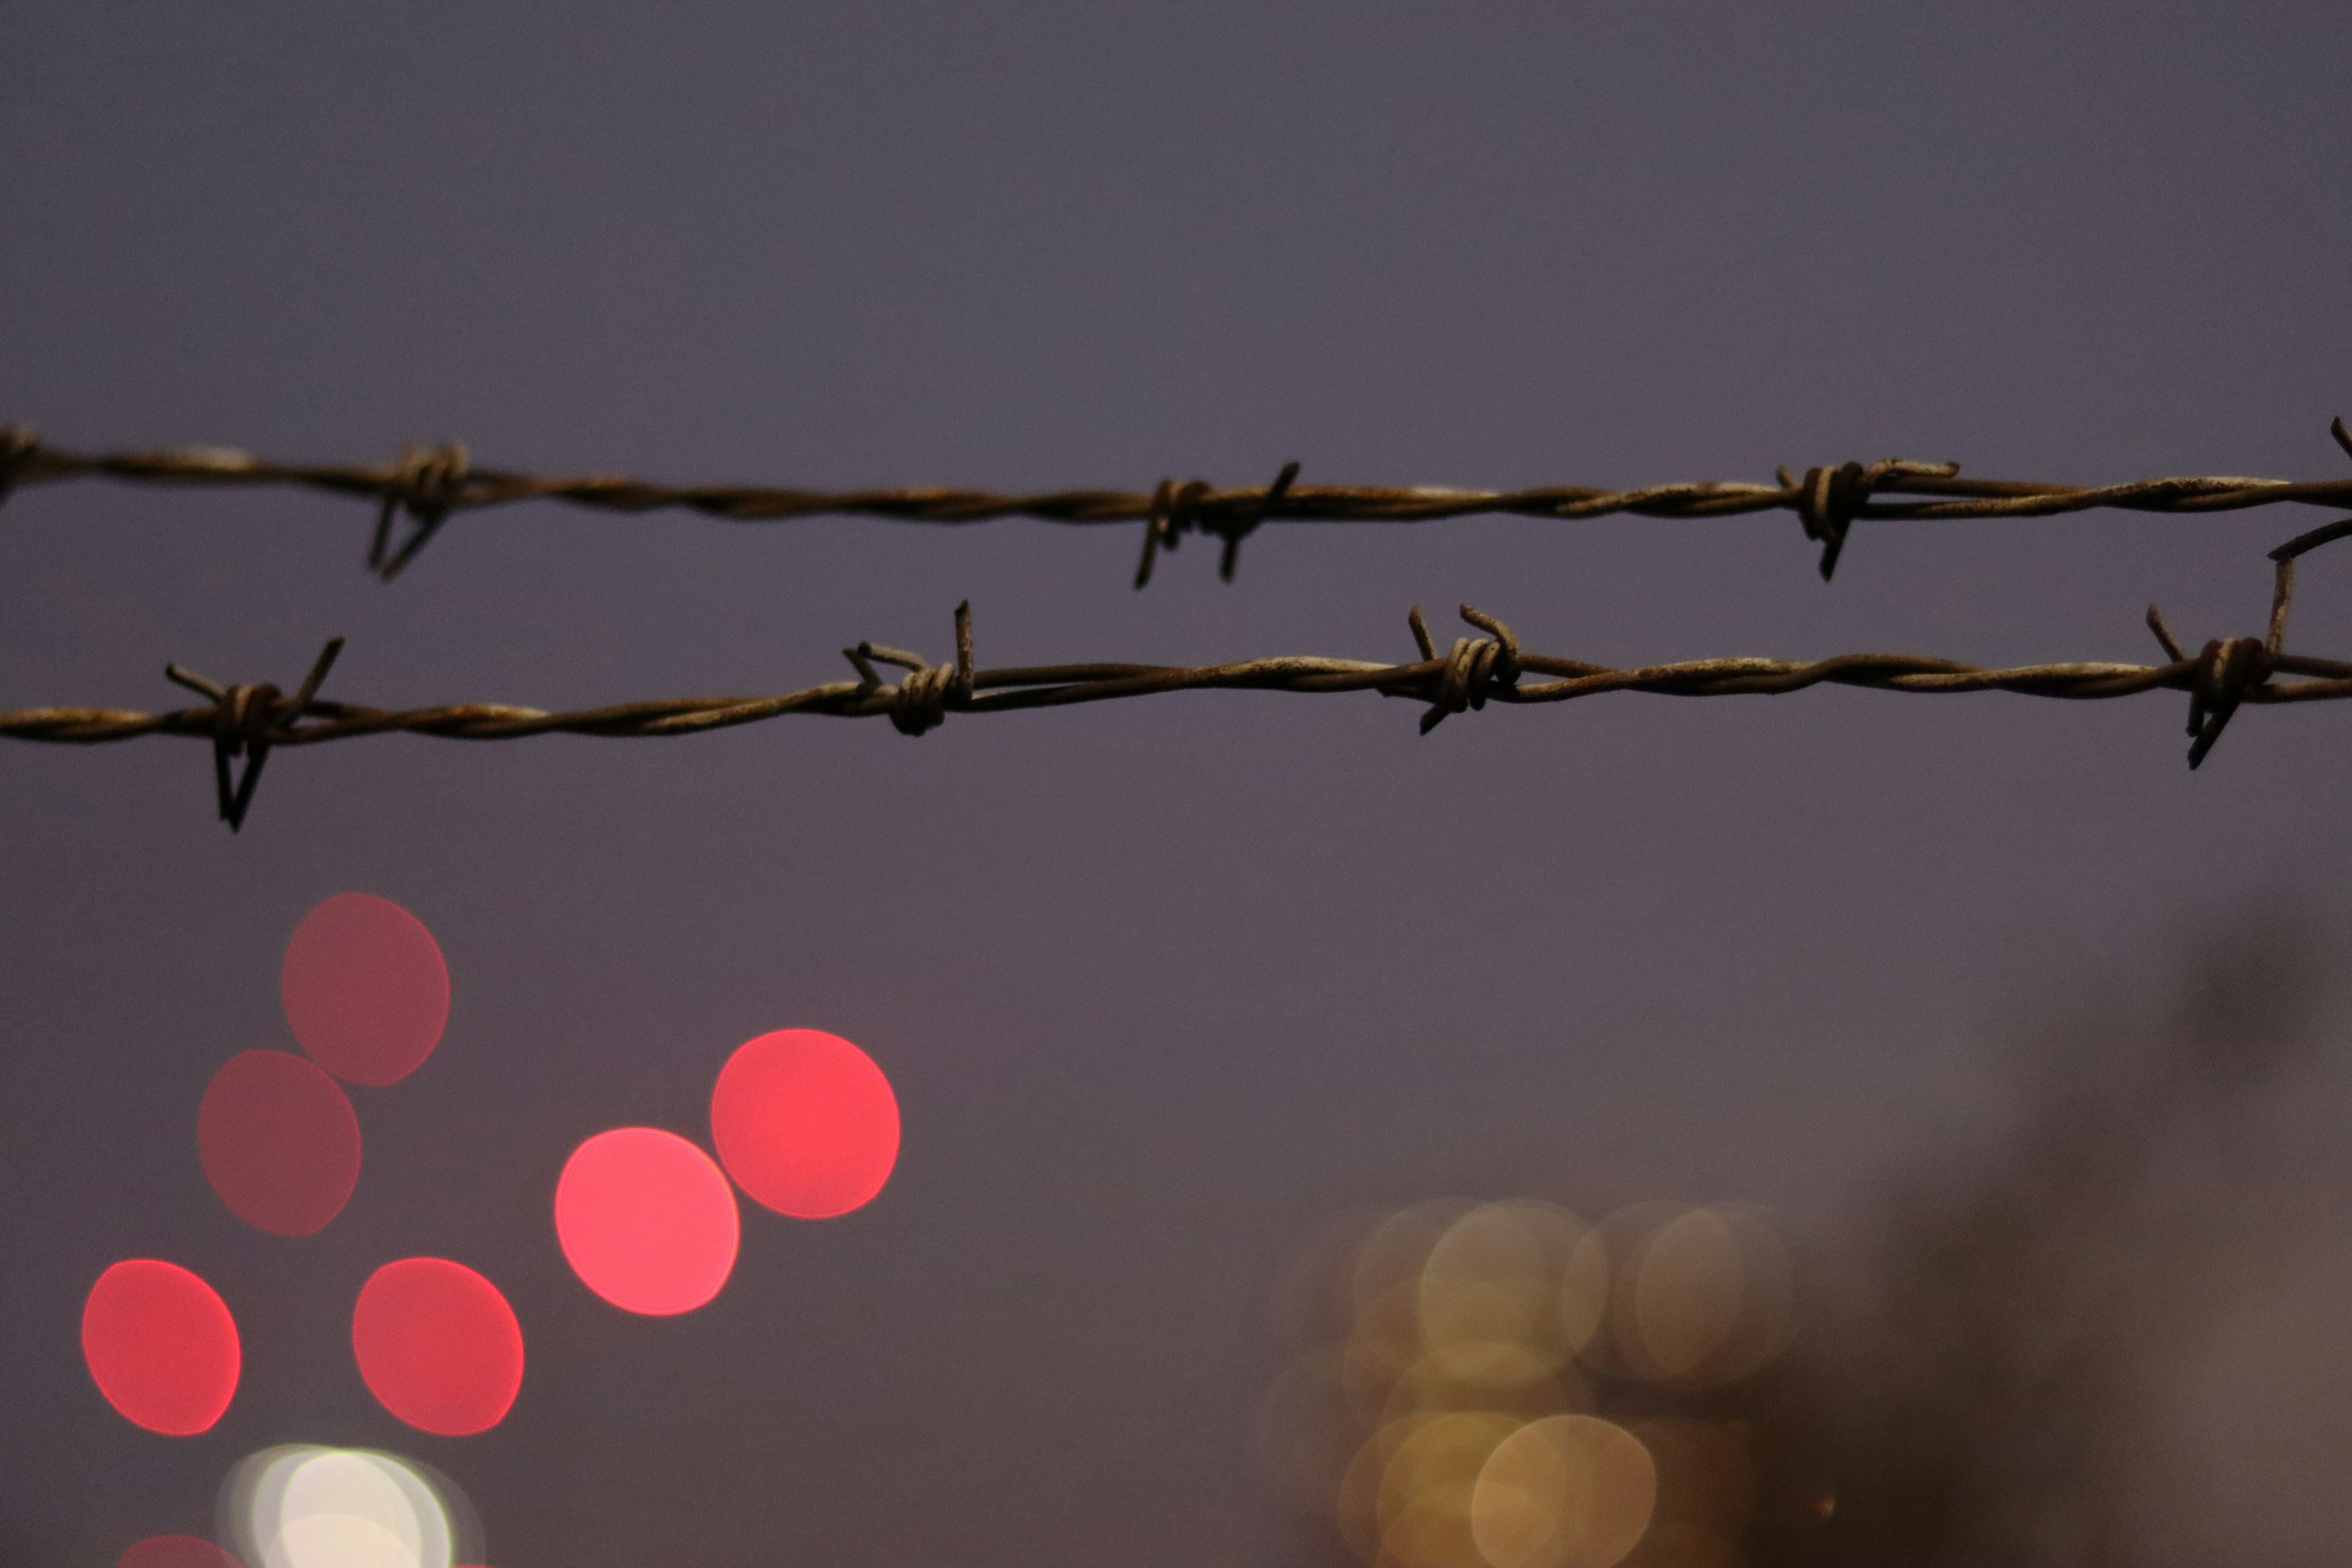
<box><xmin>1422</xmin><ymin>1202</ymin><xmax>1555</xmax><ymax>1351</ymax></box>
<box><xmin>118</xmin><ymin>1534</ymin><xmax>242</xmax><ymax>1568</ymax></box>
<box><xmin>1272</xmin><ymin>1194</ymin><xmax>1801</xmax><ymax>1564</ymax></box>
<box><xmin>1336</xmin><ymin>1415</ymin><xmax>1439</xmax><ymax>1564</ymax></box>
<box><xmin>1623</xmin><ymin>1204</ymin><xmax>1796</xmax><ymax>1387</ymax></box>
<box><xmin>1557</xmin><ymin>1226</ymin><xmax>1611</xmax><ymax>1357</ymax></box>
<box><xmin>1703</xmin><ymin>1203</ymin><xmax>1796</xmax><ymax>1381</ymax></box>
<box><xmin>1425</xmin><ymin>1200</ymin><xmax>1597</xmax><ymax>1361</ymax></box>
<box><xmin>1380</xmin><ymin>1342</ymin><xmax>1578</xmax><ymax>1426</ymax></box>
<box><xmin>1350</xmin><ymin>1200</ymin><xmax>1475</xmax><ymax>1320</ymax></box>
<box><xmin>554</xmin><ymin>1127</ymin><xmax>739</xmax><ymax>1314</ymax></box>
<box><xmin>1340</xmin><ymin>1279</ymin><xmax>1428</xmax><ymax>1420</ymax></box>
<box><xmin>225</xmin><ymin>1445</ymin><xmax>473</xmax><ymax>1568</ymax></box>
<box><xmin>198</xmin><ymin>1051</ymin><xmax>361</xmax><ymax>1236</ymax></box>
<box><xmin>82</xmin><ymin>1260</ymin><xmax>240</xmax><ymax>1435</ymax></box>
<box><xmin>1630</xmin><ymin>1207</ymin><xmax>1744</xmax><ymax>1381</ymax></box>
<box><xmin>1472</xmin><ymin>1414</ymin><xmax>1656</xmax><ymax>1568</ymax></box>
<box><xmin>710</xmin><ymin>1029</ymin><xmax>900</xmax><ymax>1218</ymax></box>
<box><xmin>281</xmin><ymin>894</ymin><xmax>449</xmax><ymax>1087</ymax></box>
<box><xmin>351</xmin><ymin>1259</ymin><xmax>524</xmax><ymax>1436</ymax></box>
<box><xmin>1373</xmin><ymin>1410</ymin><xmax>1520</xmax><ymax>1567</ymax></box>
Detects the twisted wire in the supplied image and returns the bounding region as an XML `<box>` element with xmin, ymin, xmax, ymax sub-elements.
<box><xmin>7</xmin><ymin>419</ymin><xmax>2352</xmax><ymax>582</ymax></box>
<box><xmin>11</xmin><ymin>587</ymin><xmax>2352</xmax><ymax>832</ymax></box>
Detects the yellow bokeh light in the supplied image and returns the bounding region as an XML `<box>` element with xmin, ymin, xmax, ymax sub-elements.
<box><xmin>1624</xmin><ymin>1205</ymin><xmax>1796</xmax><ymax>1386</ymax></box>
<box><xmin>1378</xmin><ymin>1341</ymin><xmax>1579</xmax><ymax>1426</ymax></box>
<box><xmin>1558</xmin><ymin>1225</ymin><xmax>1611</xmax><ymax>1357</ymax></box>
<box><xmin>1472</xmin><ymin>1414</ymin><xmax>1657</xmax><ymax>1568</ymax></box>
<box><xmin>1339</xmin><ymin>1416</ymin><xmax>1443</xmax><ymax>1564</ymax></box>
<box><xmin>1632</xmin><ymin>1207</ymin><xmax>1746</xmax><ymax>1381</ymax></box>
<box><xmin>1283</xmin><ymin>1194</ymin><xmax>1797</xmax><ymax>1566</ymax></box>
<box><xmin>1379</xmin><ymin>1412</ymin><xmax>1522</xmax><ymax>1567</ymax></box>
<box><xmin>1422</xmin><ymin>1203</ymin><xmax>1555</xmax><ymax>1348</ymax></box>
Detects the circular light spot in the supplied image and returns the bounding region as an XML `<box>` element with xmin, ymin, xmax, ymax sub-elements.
<box><xmin>277</xmin><ymin>1515</ymin><xmax>411</xmax><ymax>1568</ymax></box>
<box><xmin>1632</xmin><ymin>1208</ymin><xmax>1746</xmax><ymax>1381</ymax></box>
<box><xmin>276</xmin><ymin>1450</ymin><xmax>446</xmax><ymax>1568</ymax></box>
<box><xmin>223</xmin><ymin>1445</ymin><xmax>477</xmax><ymax>1568</ymax></box>
<box><xmin>1558</xmin><ymin>1225</ymin><xmax>1612</xmax><ymax>1356</ymax></box>
<box><xmin>1579</xmin><ymin>1201</ymin><xmax>1688</xmax><ymax>1379</ymax></box>
<box><xmin>281</xmin><ymin>894</ymin><xmax>450</xmax><ymax>1087</ymax></box>
<box><xmin>1375</xmin><ymin>1411</ymin><xmax>1520</xmax><ymax>1568</ymax></box>
<box><xmin>710</xmin><ymin>1029</ymin><xmax>900</xmax><ymax>1218</ymax></box>
<box><xmin>1336</xmin><ymin>1415</ymin><xmax>1442</xmax><ymax>1566</ymax></box>
<box><xmin>1348</xmin><ymin>1199</ymin><xmax>1475</xmax><ymax>1319</ymax></box>
<box><xmin>1624</xmin><ymin>1204</ymin><xmax>1796</xmax><ymax>1386</ymax></box>
<box><xmin>555</xmin><ymin>1128</ymin><xmax>739</xmax><ymax>1314</ymax></box>
<box><xmin>198</xmin><ymin>1051</ymin><xmax>361</xmax><ymax>1236</ymax></box>
<box><xmin>82</xmin><ymin>1260</ymin><xmax>240</xmax><ymax>1435</ymax></box>
<box><xmin>351</xmin><ymin>1260</ymin><xmax>523</xmax><ymax>1436</ymax></box>
<box><xmin>1421</xmin><ymin>1200</ymin><xmax>1590</xmax><ymax>1357</ymax></box>
<box><xmin>118</xmin><ymin>1535</ymin><xmax>242</xmax><ymax>1568</ymax></box>
<box><xmin>1472</xmin><ymin>1415</ymin><xmax>1656</xmax><ymax>1568</ymax></box>
<box><xmin>1379</xmin><ymin>1342</ymin><xmax>1574</xmax><ymax>1426</ymax></box>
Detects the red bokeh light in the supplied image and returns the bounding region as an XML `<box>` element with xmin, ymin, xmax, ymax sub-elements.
<box><xmin>198</xmin><ymin>1050</ymin><xmax>361</xmax><ymax>1236</ymax></box>
<box><xmin>81</xmin><ymin>1260</ymin><xmax>240</xmax><ymax>1436</ymax></box>
<box><xmin>118</xmin><ymin>1535</ymin><xmax>242</xmax><ymax>1568</ymax></box>
<box><xmin>710</xmin><ymin>1029</ymin><xmax>900</xmax><ymax>1219</ymax></box>
<box><xmin>351</xmin><ymin>1258</ymin><xmax>525</xmax><ymax>1436</ymax></box>
<box><xmin>281</xmin><ymin>893</ymin><xmax>450</xmax><ymax>1087</ymax></box>
<box><xmin>554</xmin><ymin>1128</ymin><xmax>740</xmax><ymax>1315</ymax></box>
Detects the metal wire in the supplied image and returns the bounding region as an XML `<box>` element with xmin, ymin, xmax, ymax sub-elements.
<box><xmin>6</xmin><ymin>419</ymin><xmax>2352</xmax><ymax>583</ymax></box>
<box><xmin>9</xmin><ymin>571</ymin><xmax>2350</xmax><ymax>829</ymax></box>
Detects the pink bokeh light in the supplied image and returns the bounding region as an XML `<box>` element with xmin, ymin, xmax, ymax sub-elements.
<box><xmin>351</xmin><ymin>1258</ymin><xmax>526</xmax><ymax>1436</ymax></box>
<box><xmin>281</xmin><ymin>893</ymin><xmax>450</xmax><ymax>1087</ymax></box>
<box><xmin>198</xmin><ymin>1051</ymin><xmax>361</xmax><ymax>1236</ymax></box>
<box><xmin>711</xmin><ymin>1029</ymin><xmax>900</xmax><ymax>1219</ymax></box>
<box><xmin>117</xmin><ymin>1535</ymin><xmax>242</xmax><ymax>1568</ymax></box>
<box><xmin>82</xmin><ymin>1261</ymin><xmax>240</xmax><ymax>1436</ymax></box>
<box><xmin>555</xmin><ymin>1128</ymin><xmax>739</xmax><ymax>1315</ymax></box>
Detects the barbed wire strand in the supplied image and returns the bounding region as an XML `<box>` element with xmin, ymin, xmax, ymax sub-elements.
<box><xmin>4</xmin><ymin>419</ymin><xmax>2351</xmax><ymax>584</ymax></box>
<box><xmin>11</xmin><ymin>551</ymin><xmax>2352</xmax><ymax>828</ymax></box>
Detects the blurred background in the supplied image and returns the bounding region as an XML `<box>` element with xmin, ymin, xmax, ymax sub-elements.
<box><xmin>3</xmin><ymin>4</ymin><xmax>2350</xmax><ymax>1564</ymax></box>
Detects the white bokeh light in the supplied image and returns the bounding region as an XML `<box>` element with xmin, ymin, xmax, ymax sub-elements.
<box><xmin>223</xmin><ymin>1444</ymin><xmax>472</xmax><ymax>1568</ymax></box>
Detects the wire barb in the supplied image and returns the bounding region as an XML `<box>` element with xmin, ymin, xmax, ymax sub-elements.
<box><xmin>2149</xmin><ymin>602</ymin><xmax>2280</xmax><ymax>769</ymax></box>
<box><xmin>157</xmin><ymin>637</ymin><xmax>345</xmax><ymax>830</ymax></box>
<box><xmin>370</xmin><ymin>443</ymin><xmax>471</xmax><ymax>580</ymax></box>
<box><xmin>1219</xmin><ymin>461</ymin><xmax>1300</xmax><ymax>583</ymax></box>
<box><xmin>842</xmin><ymin>604</ymin><xmax>974</xmax><ymax>736</ymax></box>
<box><xmin>1416</xmin><ymin>604</ymin><xmax>1522</xmax><ymax>734</ymax></box>
<box><xmin>2185</xmin><ymin>637</ymin><xmax>2271</xmax><ymax>770</ymax></box>
<box><xmin>1782</xmin><ymin>459</ymin><xmax>1964</xmax><ymax>580</ymax></box>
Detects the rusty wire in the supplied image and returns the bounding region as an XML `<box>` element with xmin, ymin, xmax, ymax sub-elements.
<box><xmin>6</xmin><ymin>420</ymin><xmax>2352</xmax><ymax>583</ymax></box>
<box><xmin>9</xmin><ymin>549</ymin><xmax>2352</xmax><ymax>828</ymax></box>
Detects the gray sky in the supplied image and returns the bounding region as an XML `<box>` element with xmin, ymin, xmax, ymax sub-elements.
<box><xmin>3</xmin><ymin>4</ymin><xmax>2348</xmax><ymax>1564</ymax></box>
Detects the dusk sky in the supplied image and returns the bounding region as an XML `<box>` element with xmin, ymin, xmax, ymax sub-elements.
<box><xmin>4</xmin><ymin>5</ymin><xmax>2350</xmax><ymax>1565</ymax></box>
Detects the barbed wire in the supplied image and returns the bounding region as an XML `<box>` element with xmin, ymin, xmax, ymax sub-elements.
<box><xmin>9</xmin><ymin>549</ymin><xmax>2351</xmax><ymax>828</ymax></box>
<box><xmin>5</xmin><ymin>419</ymin><xmax>2351</xmax><ymax>584</ymax></box>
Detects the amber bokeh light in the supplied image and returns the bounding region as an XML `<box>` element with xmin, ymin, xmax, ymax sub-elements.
<box><xmin>1266</xmin><ymin>1198</ymin><xmax>1798</xmax><ymax>1567</ymax></box>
